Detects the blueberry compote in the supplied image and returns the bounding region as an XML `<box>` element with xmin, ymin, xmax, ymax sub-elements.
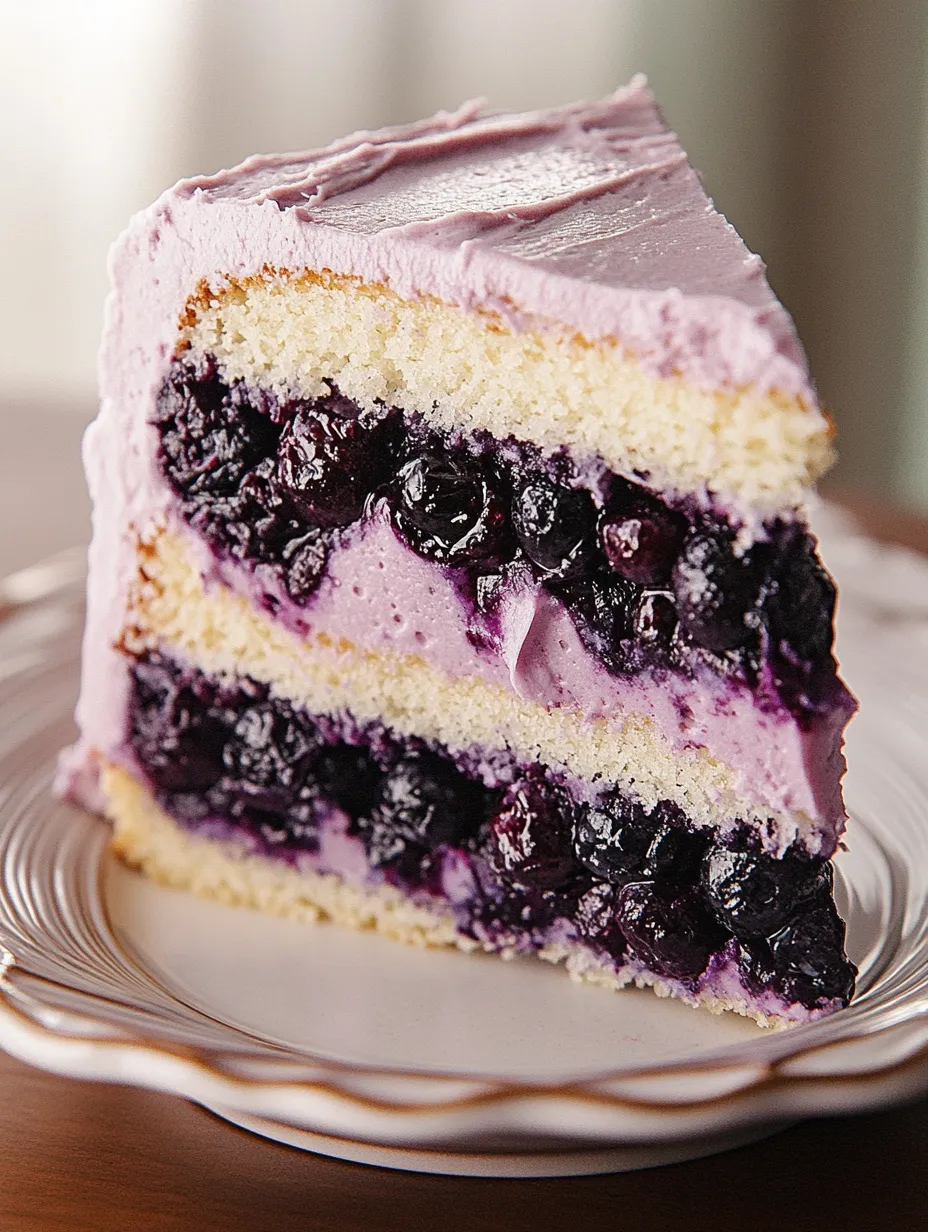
<box><xmin>155</xmin><ymin>356</ymin><xmax>842</xmax><ymax>721</ymax></box>
<box><xmin>154</xmin><ymin>358</ymin><xmax>399</xmax><ymax>603</ymax></box>
<box><xmin>127</xmin><ymin>652</ymin><xmax>856</xmax><ymax>1012</ymax></box>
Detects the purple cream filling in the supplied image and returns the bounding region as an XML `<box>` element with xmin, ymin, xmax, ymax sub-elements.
<box><xmin>188</xmin><ymin>511</ymin><xmax>850</xmax><ymax>849</ymax></box>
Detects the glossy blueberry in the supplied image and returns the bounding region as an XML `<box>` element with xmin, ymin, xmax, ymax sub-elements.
<box><xmin>276</xmin><ymin>403</ymin><xmax>392</xmax><ymax>528</ymax></box>
<box><xmin>701</xmin><ymin>846</ymin><xmax>831</xmax><ymax>938</ymax></box>
<box><xmin>223</xmin><ymin>701</ymin><xmax>318</xmax><ymax>800</ymax></box>
<box><xmin>766</xmin><ymin>533</ymin><xmax>836</xmax><ymax>662</ymax></box>
<box><xmin>136</xmin><ymin>709</ymin><xmax>227</xmax><ymax>795</ymax></box>
<box><xmin>672</xmin><ymin>531</ymin><xmax>763</xmax><ymax>653</ymax></box>
<box><xmin>573</xmin><ymin>798</ymin><xmax>705</xmax><ymax>887</ymax></box>
<box><xmin>572</xmin><ymin>798</ymin><xmax>652</xmax><ymax>883</ymax></box>
<box><xmin>643</xmin><ymin>820</ymin><xmax>708</xmax><ymax>884</ymax></box>
<box><xmin>130</xmin><ymin>657</ymin><xmax>228</xmax><ymax>794</ymax></box>
<box><xmin>573</xmin><ymin>882</ymin><xmax>626</xmax><ymax>961</ymax></box>
<box><xmin>488</xmin><ymin>775</ymin><xmax>577</xmax><ymax>890</ymax></box>
<box><xmin>468</xmin><ymin>865</ymin><xmax>591</xmax><ymax>942</ymax></box>
<box><xmin>616</xmin><ymin>882</ymin><xmax>727</xmax><ymax>981</ymax></box>
<box><xmin>738</xmin><ymin>899</ymin><xmax>855</xmax><ymax>1007</ymax></box>
<box><xmin>510</xmin><ymin>476</ymin><xmax>597</xmax><ymax>578</ymax></box>
<box><xmin>599</xmin><ymin>501</ymin><xmax>684</xmax><ymax>585</ymax></box>
<box><xmin>768</xmin><ymin>899</ymin><xmax>856</xmax><ymax>1004</ymax></box>
<box><xmin>389</xmin><ymin>452</ymin><xmax>507</xmax><ymax>564</ymax></box>
<box><xmin>156</xmin><ymin>365</ymin><xmax>279</xmax><ymax>500</ymax></box>
<box><xmin>373</xmin><ymin>751</ymin><xmax>486</xmax><ymax>848</ymax></box>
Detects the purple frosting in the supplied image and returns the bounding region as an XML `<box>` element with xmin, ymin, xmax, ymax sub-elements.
<box><xmin>177</xmin><ymin>77</ymin><xmax>813</xmax><ymax>398</ymax></box>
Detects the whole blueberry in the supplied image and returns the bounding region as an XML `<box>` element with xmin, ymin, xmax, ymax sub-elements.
<box><xmin>390</xmin><ymin>451</ymin><xmax>507</xmax><ymax>564</ymax></box>
<box><xmin>374</xmin><ymin>751</ymin><xmax>484</xmax><ymax>848</ymax></box>
<box><xmin>573</xmin><ymin>882</ymin><xmax>627</xmax><ymax>961</ymax></box>
<box><xmin>463</xmin><ymin>873</ymin><xmax>583</xmax><ymax>943</ymax></box>
<box><xmin>510</xmin><ymin>476</ymin><xmax>597</xmax><ymax>578</ymax></box>
<box><xmin>600</xmin><ymin>501</ymin><xmax>685</xmax><ymax>585</ymax></box>
<box><xmin>276</xmin><ymin>403</ymin><xmax>389</xmax><ymax>528</ymax></box>
<box><xmin>138</xmin><ymin>710</ymin><xmax>228</xmax><ymax>795</ymax></box>
<box><xmin>130</xmin><ymin>657</ymin><xmax>229</xmax><ymax>794</ymax></box>
<box><xmin>739</xmin><ymin>897</ymin><xmax>855</xmax><ymax>1008</ymax></box>
<box><xmin>768</xmin><ymin>899</ymin><xmax>856</xmax><ymax>1005</ymax></box>
<box><xmin>766</xmin><ymin>533</ymin><xmax>836</xmax><ymax>662</ymax></box>
<box><xmin>616</xmin><ymin>882</ymin><xmax>726</xmax><ymax>981</ymax></box>
<box><xmin>223</xmin><ymin>701</ymin><xmax>318</xmax><ymax>800</ymax></box>
<box><xmin>642</xmin><ymin>818</ymin><xmax>708</xmax><ymax>885</ymax></box>
<box><xmin>574</xmin><ymin>797</ymin><xmax>705</xmax><ymax>887</ymax></box>
<box><xmin>701</xmin><ymin>846</ymin><xmax>830</xmax><ymax>938</ymax></box>
<box><xmin>488</xmin><ymin>775</ymin><xmax>577</xmax><ymax>890</ymax></box>
<box><xmin>572</xmin><ymin>798</ymin><xmax>652</xmax><ymax>884</ymax></box>
<box><xmin>672</xmin><ymin>531</ymin><xmax>763</xmax><ymax>653</ymax></box>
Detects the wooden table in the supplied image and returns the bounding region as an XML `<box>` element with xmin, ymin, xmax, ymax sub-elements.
<box><xmin>0</xmin><ymin>402</ymin><xmax>925</xmax><ymax>1230</ymax></box>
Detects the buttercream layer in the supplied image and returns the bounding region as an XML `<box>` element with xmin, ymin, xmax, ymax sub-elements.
<box><xmin>181</xmin><ymin>272</ymin><xmax>831</xmax><ymax>517</ymax></box>
<box><xmin>121</xmin><ymin>522</ymin><xmax>846</xmax><ymax>852</ymax></box>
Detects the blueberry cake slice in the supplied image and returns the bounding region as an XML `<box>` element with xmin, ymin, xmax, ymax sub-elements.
<box><xmin>61</xmin><ymin>79</ymin><xmax>857</xmax><ymax>1026</ymax></box>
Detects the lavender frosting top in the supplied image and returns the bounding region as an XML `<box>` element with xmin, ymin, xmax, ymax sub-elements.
<box><xmin>175</xmin><ymin>76</ymin><xmax>813</xmax><ymax>399</ymax></box>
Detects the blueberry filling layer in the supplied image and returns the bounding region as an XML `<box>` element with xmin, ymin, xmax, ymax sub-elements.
<box><xmin>155</xmin><ymin>356</ymin><xmax>842</xmax><ymax>723</ymax></box>
<box><xmin>127</xmin><ymin>651</ymin><xmax>856</xmax><ymax>1010</ymax></box>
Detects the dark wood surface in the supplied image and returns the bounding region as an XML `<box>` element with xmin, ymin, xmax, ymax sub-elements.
<box><xmin>0</xmin><ymin>1043</ymin><xmax>927</xmax><ymax>1232</ymax></box>
<box><xmin>1</xmin><ymin>412</ymin><xmax>926</xmax><ymax>1230</ymax></box>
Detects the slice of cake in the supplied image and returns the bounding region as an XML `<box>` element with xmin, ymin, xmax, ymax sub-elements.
<box><xmin>61</xmin><ymin>78</ymin><xmax>857</xmax><ymax>1026</ymax></box>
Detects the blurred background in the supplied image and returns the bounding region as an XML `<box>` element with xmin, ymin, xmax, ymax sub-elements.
<box><xmin>2</xmin><ymin>0</ymin><xmax>928</xmax><ymax>572</ymax></box>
